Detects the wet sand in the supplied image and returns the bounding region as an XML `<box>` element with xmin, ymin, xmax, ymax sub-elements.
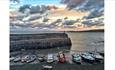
<box><xmin>10</xmin><ymin>63</ymin><xmax>104</xmax><ymax>70</ymax></box>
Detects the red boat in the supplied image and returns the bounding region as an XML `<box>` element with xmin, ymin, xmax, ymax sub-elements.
<box><xmin>57</xmin><ymin>52</ymin><xmax>66</xmax><ymax>63</ymax></box>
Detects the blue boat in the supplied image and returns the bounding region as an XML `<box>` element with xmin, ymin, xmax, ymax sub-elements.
<box><xmin>81</xmin><ymin>53</ymin><xmax>95</xmax><ymax>63</ymax></box>
<box><xmin>88</xmin><ymin>52</ymin><xmax>104</xmax><ymax>63</ymax></box>
<box><xmin>72</xmin><ymin>54</ymin><xmax>82</xmax><ymax>64</ymax></box>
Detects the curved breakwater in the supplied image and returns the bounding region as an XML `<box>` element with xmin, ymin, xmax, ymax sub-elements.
<box><xmin>10</xmin><ymin>33</ymin><xmax>72</xmax><ymax>52</ymax></box>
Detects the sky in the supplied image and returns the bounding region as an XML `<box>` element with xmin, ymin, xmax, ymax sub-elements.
<box><xmin>10</xmin><ymin>0</ymin><xmax>104</xmax><ymax>33</ymax></box>
<box><xmin>10</xmin><ymin>0</ymin><xmax>62</xmax><ymax>10</ymax></box>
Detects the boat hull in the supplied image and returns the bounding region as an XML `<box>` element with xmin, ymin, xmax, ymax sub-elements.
<box><xmin>81</xmin><ymin>57</ymin><xmax>95</xmax><ymax>63</ymax></box>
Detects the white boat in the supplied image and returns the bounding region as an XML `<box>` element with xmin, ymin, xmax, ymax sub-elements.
<box><xmin>89</xmin><ymin>52</ymin><xmax>103</xmax><ymax>60</ymax></box>
<box><xmin>21</xmin><ymin>55</ymin><xmax>36</xmax><ymax>63</ymax></box>
<box><xmin>38</xmin><ymin>55</ymin><xmax>45</xmax><ymax>62</ymax></box>
<box><xmin>42</xmin><ymin>65</ymin><xmax>53</xmax><ymax>69</ymax></box>
<box><xmin>21</xmin><ymin>55</ymin><xmax>29</xmax><ymax>62</ymax></box>
<box><xmin>81</xmin><ymin>53</ymin><xmax>95</xmax><ymax>63</ymax></box>
<box><xmin>14</xmin><ymin>56</ymin><xmax>21</xmax><ymax>62</ymax></box>
<box><xmin>47</xmin><ymin>54</ymin><xmax>54</xmax><ymax>63</ymax></box>
<box><xmin>10</xmin><ymin>57</ymin><xmax>15</xmax><ymax>62</ymax></box>
<box><xmin>88</xmin><ymin>52</ymin><xmax>104</xmax><ymax>63</ymax></box>
<box><xmin>26</xmin><ymin>55</ymin><xmax>36</xmax><ymax>63</ymax></box>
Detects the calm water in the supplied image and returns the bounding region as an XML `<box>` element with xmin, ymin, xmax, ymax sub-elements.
<box><xmin>11</xmin><ymin>32</ymin><xmax>104</xmax><ymax>55</ymax></box>
<box><xmin>67</xmin><ymin>32</ymin><xmax>104</xmax><ymax>52</ymax></box>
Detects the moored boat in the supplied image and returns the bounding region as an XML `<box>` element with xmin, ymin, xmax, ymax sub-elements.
<box><xmin>27</xmin><ymin>55</ymin><xmax>36</xmax><ymax>63</ymax></box>
<box><xmin>21</xmin><ymin>55</ymin><xmax>36</xmax><ymax>63</ymax></box>
<box><xmin>57</xmin><ymin>52</ymin><xmax>66</xmax><ymax>63</ymax></box>
<box><xmin>81</xmin><ymin>53</ymin><xmax>95</xmax><ymax>63</ymax></box>
<box><xmin>10</xmin><ymin>57</ymin><xmax>15</xmax><ymax>62</ymax></box>
<box><xmin>47</xmin><ymin>54</ymin><xmax>54</xmax><ymax>63</ymax></box>
<box><xmin>38</xmin><ymin>55</ymin><xmax>45</xmax><ymax>62</ymax></box>
<box><xmin>13</xmin><ymin>56</ymin><xmax>21</xmax><ymax>62</ymax></box>
<box><xmin>42</xmin><ymin>65</ymin><xmax>53</xmax><ymax>70</ymax></box>
<box><xmin>72</xmin><ymin>54</ymin><xmax>82</xmax><ymax>64</ymax></box>
<box><xmin>88</xmin><ymin>52</ymin><xmax>104</xmax><ymax>63</ymax></box>
<box><xmin>99</xmin><ymin>52</ymin><xmax>104</xmax><ymax>57</ymax></box>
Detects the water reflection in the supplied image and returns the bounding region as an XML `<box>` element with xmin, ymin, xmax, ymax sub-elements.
<box><xmin>67</xmin><ymin>32</ymin><xmax>104</xmax><ymax>52</ymax></box>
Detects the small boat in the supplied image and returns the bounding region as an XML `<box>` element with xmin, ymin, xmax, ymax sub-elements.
<box><xmin>57</xmin><ymin>52</ymin><xmax>66</xmax><ymax>63</ymax></box>
<box><xmin>47</xmin><ymin>54</ymin><xmax>54</xmax><ymax>63</ymax></box>
<box><xmin>21</xmin><ymin>55</ymin><xmax>28</xmax><ymax>63</ymax></box>
<box><xmin>10</xmin><ymin>57</ymin><xmax>15</xmax><ymax>62</ymax></box>
<box><xmin>42</xmin><ymin>65</ymin><xmax>53</xmax><ymax>70</ymax></box>
<box><xmin>99</xmin><ymin>52</ymin><xmax>104</xmax><ymax>57</ymax></box>
<box><xmin>13</xmin><ymin>56</ymin><xmax>21</xmax><ymax>62</ymax></box>
<box><xmin>26</xmin><ymin>55</ymin><xmax>36</xmax><ymax>63</ymax></box>
<box><xmin>81</xmin><ymin>53</ymin><xmax>95</xmax><ymax>63</ymax></box>
<box><xmin>72</xmin><ymin>54</ymin><xmax>82</xmax><ymax>64</ymax></box>
<box><xmin>88</xmin><ymin>52</ymin><xmax>104</xmax><ymax>62</ymax></box>
<box><xmin>21</xmin><ymin>55</ymin><xmax>30</xmax><ymax>63</ymax></box>
<box><xmin>21</xmin><ymin>55</ymin><xmax>36</xmax><ymax>63</ymax></box>
<box><xmin>38</xmin><ymin>55</ymin><xmax>45</xmax><ymax>62</ymax></box>
<box><xmin>53</xmin><ymin>54</ymin><xmax>58</xmax><ymax>61</ymax></box>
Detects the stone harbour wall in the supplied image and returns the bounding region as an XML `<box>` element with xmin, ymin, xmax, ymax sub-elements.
<box><xmin>10</xmin><ymin>33</ymin><xmax>71</xmax><ymax>52</ymax></box>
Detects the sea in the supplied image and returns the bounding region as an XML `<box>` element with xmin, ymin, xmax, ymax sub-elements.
<box><xmin>67</xmin><ymin>32</ymin><xmax>104</xmax><ymax>52</ymax></box>
<box><xmin>10</xmin><ymin>32</ymin><xmax>104</xmax><ymax>55</ymax></box>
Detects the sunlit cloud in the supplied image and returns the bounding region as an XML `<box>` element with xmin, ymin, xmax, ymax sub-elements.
<box><xmin>10</xmin><ymin>0</ymin><xmax>104</xmax><ymax>33</ymax></box>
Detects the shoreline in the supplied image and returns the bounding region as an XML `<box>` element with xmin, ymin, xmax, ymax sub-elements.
<box><xmin>10</xmin><ymin>29</ymin><xmax>104</xmax><ymax>34</ymax></box>
<box><xmin>66</xmin><ymin>29</ymin><xmax>104</xmax><ymax>32</ymax></box>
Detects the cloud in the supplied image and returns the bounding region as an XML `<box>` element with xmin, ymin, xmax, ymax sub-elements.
<box><xmin>19</xmin><ymin>5</ymin><xmax>31</xmax><ymax>13</ymax></box>
<box><xmin>19</xmin><ymin>5</ymin><xmax>48</xmax><ymax>14</ymax></box>
<box><xmin>30</xmin><ymin>5</ymin><xmax>41</xmax><ymax>14</ymax></box>
<box><xmin>83</xmin><ymin>9</ymin><xmax>104</xmax><ymax>19</ymax></box>
<box><xmin>63</xmin><ymin>20</ymin><xmax>77</xmax><ymax>25</ymax></box>
<box><xmin>61</xmin><ymin>0</ymin><xmax>104</xmax><ymax>19</ymax></box>
<box><xmin>82</xmin><ymin>18</ymin><xmax>104</xmax><ymax>26</ymax></box>
<box><xmin>10</xmin><ymin>0</ymin><xmax>104</xmax><ymax>32</ymax></box>
<box><xmin>61</xmin><ymin>0</ymin><xmax>85</xmax><ymax>10</ymax></box>
<box><xmin>61</xmin><ymin>0</ymin><xmax>104</xmax><ymax>10</ymax></box>
<box><xmin>10</xmin><ymin>21</ymin><xmax>33</xmax><ymax>28</ymax></box>
<box><xmin>10</xmin><ymin>0</ymin><xmax>20</xmax><ymax>3</ymax></box>
<box><xmin>23</xmin><ymin>15</ymin><xmax>42</xmax><ymax>21</ymax></box>
<box><xmin>82</xmin><ymin>20</ymin><xmax>92</xmax><ymax>26</ymax></box>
